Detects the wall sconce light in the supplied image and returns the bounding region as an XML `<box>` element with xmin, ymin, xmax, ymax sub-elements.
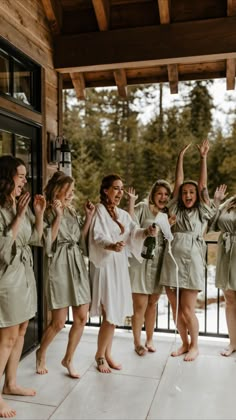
<box><xmin>57</xmin><ymin>136</ymin><xmax>72</xmax><ymax>176</ymax></box>
<box><xmin>48</xmin><ymin>133</ymin><xmax>72</xmax><ymax>176</ymax></box>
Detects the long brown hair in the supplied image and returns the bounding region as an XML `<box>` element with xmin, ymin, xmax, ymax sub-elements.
<box><xmin>100</xmin><ymin>174</ymin><xmax>125</xmax><ymax>234</ymax></box>
<box><xmin>0</xmin><ymin>155</ymin><xmax>26</xmax><ymax>208</ymax></box>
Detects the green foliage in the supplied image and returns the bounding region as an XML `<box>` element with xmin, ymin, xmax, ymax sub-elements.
<box><xmin>63</xmin><ymin>82</ymin><xmax>236</xmax><ymax>212</ymax></box>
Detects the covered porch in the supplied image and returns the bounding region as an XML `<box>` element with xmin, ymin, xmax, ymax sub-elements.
<box><xmin>2</xmin><ymin>326</ymin><xmax>235</xmax><ymax>420</ymax></box>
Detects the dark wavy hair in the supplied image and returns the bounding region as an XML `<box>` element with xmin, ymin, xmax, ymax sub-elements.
<box><xmin>0</xmin><ymin>155</ymin><xmax>26</xmax><ymax>207</ymax></box>
<box><xmin>100</xmin><ymin>174</ymin><xmax>123</xmax><ymax>203</ymax></box>
<box><xmin>44</xmin><ymin>171</ymin><xmax>74</xmax><ymax>204</ymax></box>
<box><xmin>100</xmin><ymin>173</ymin><xmax>125</xmax><ymax>233</ymax></box>
<box><xmin>178</xmin><ymin>180</ymin><xmax>200</xmax><ymax>210</ymax></box>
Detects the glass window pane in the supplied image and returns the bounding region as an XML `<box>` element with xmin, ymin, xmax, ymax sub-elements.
<box><xmin>0</xmin><ymin>53</ymin><xmax>10</xmax><ymax>95</ymax></box>
<box><xmin>13</xmin><ymin>59</ymin><xmax>31</xmax><ymax>106</ymax></box>
<box><xmin>0</xmin><ymin>129</ymin><xmax>13</xmax><ymax>155</ymax></box>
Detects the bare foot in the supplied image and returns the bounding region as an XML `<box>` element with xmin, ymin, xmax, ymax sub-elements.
<box><xmin>145</xmin><ymin>341</ymin><xmax>156</xmax><ymax>352</ymax></box>
<box><xmin>95</xmin><ymin>356</ymin><xmax>111</xmax><ymax>373</ymax></box>
<box><xmin>36</xmin><ymin>349</ymin><xmax>48</xmax><ymax>374</ymax></box>
<box><xmin>61</xmin><ymin>358</ymin><xmax>80</xmax><ymax>378</ymax></box>
<box><xmin>106</xmin><ymin>356</ymin><xmax>122</xmax><ymax>370</ymax></box>
<box><xmin>135</xmin><ymin>345</ymin><xmax>147</xmax><ymax>356</ymax></box>
<box><xmin>184</xmin><ymin>347</ymin><xmax>199</xmax><ymax>362</ymax></box>
<box><xmin>3</xmin><ymin>385</ymin><xmax>36</xmax><ymax>397</ymax></box>
<box><xmin>171</xmin><ymin>344</ymin><xmax>189</xmax><ymax>357</ymax></box>
<box><xmin>0</xmin><ymin>396</ymin><xmax>16</xmax><ymax>418</ymax></box>
<box><xmin>221</xmin><ymin>345</ymin><xmax>236</xmax><ymax>357</ymax></box>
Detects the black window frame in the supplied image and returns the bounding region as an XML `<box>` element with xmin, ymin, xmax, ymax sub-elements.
<box><xmin>0</xmin><ymin>37</ymin><xmax>41</xmax><ymax>112</ymax></box>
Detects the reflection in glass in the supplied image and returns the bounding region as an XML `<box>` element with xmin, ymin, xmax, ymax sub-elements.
<box><xmin>0</xmin><ymin>53</ymin><xmax>10</xmax><ymax>95</ymax></box>
<box><xmin>13</xmin><ymin>59</ymin><xmax>31</xmax><ymax>106</ymax></box>
<box><xmin>0</xmin><ymin>129</ymin><xmax>12</xmax><ymax>155</ymax></box>
<box><xmin>15</xmin><ymin>134</ymin><xmax>32</xmax><ymax>194</ymax></box>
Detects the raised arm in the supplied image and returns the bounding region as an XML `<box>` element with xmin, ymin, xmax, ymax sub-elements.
<box><xmin>172</xmin><ymin>144</ymin><xmax>191</xmax><ymax>199</ymax></box>
<box><xmin>81</xmin><ymin>200</ymin><xmax>95</xmax><ymax>239</ymax></box>
<box><xmin>126</xmin><ymin>187</ymin><xmax>138</xmax><ymax>219</ymax></box>
<box><xmin>213</xmin><ymin>184</ymin><xmax>228</xmax><ymax>208</ymax></box>
<box><xmin>197</xmin><ymin>139</ymin><xmax>210</xmax><ymax>205</ymax></box>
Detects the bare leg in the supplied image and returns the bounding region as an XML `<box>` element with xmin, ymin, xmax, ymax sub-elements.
<box><xmin>61</xmin><ymin>304</ymin><xmax>89</xmax><ymax>378</ymax></box>
<box><xmin>36</xmin><ymin>308</ymin><xmax>67</xmax><ymax>374</ymax></box>
<box><xmin>95</xmin><ymin>308</ymin><xmax>116</xmax><ymax>373</ymax></box>
<box><xmin>166</xmin><ymin>287</ymin><xmax>189</xmax><ymax>356</ymax></box>
<box><xmin>221</xmin><ymin>290</ymin><xmax>236</xmax><ymax>356</ymax></box>
<box><xmin>131</xmin><ymin>293</ymin><xmax>148</xmax><ymax>356</ymax></box>
<box><xmin>180</xmin><ymin>290</ymin><xmax>199</xmax><ymax>361</ymax></box>
<box><xmin>3</xmin><ymin>321</ymin><xmax>36</xmax><ymax>396</ymax></box>
<box><xmin>0</xmin><ymin>325</ymin><xmax>19</xmax><ymax>418</ymax></box>
<box><xmin>144</xmin><ymin>293</ymin><xmax>160</xmax><ymax>352</ymax></box>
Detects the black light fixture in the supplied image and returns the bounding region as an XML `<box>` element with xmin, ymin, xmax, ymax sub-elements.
<box><xmin>48</xmin><ymin>133</ymin><xmax>72</xmax><ymax>176</ymax></box>
<box><xmin>56</xmin><ymin>136</ymin><xmax>72</xmax><ymax>176</ymax></box>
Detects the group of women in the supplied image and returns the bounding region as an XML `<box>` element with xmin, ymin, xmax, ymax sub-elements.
<box><xmin>0</xmin><ymin>137</ymin><xmax>235</xmax><ymax>417</ymax></box>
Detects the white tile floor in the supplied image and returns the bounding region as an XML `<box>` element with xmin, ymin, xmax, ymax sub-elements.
<box><xmin>2</xmin><ymin>326</ymin><xmax>236</xmax><ymax>419</ymax></box>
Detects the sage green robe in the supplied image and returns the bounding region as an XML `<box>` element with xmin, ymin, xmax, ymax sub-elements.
<box><xmin>160</xmin><ymin>198</ymin><xmax>214</xmax><ymax>291</ymax></box>
<box><xmin>44</xmin><ymin>207</ymin><xmax>91</xmax><ymax>310</ymax></box>
<box><xmin>129</xmin><ymin>202</ymin><xmax>164</xmax><ymax>295</ymax></box>
<box><xmin>0</xmin><ymin>206</ymin><xmax>40</xmax><ymax>327</ymax></box>
<box><xmin>210</xmin><ymin>197</ymin><xmax>236</xmax><ymax>290</ymax></box>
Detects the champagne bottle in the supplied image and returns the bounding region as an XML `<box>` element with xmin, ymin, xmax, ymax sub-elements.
<box><xmin>141</xmin><ymin>223</ymin><xmax>156</xmax><ymax>259</ymax></box>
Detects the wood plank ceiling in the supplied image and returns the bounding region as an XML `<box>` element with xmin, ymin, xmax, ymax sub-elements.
<box><xmin>41</xmin><ymin>0</ymin><xmax>236</xmax><ymax>100</ymax></box>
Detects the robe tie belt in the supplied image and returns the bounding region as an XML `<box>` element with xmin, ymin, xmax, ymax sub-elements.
<box><xmin>57</xmin><ymin>240</ymin><xmax>78</xmax><ymax>249</ymax></box>
<box><xmin>19</xmin><ymin>245</ymin><xmax>33</xmax><ymax>266</ymax></box>
<box><xmin>222</xmin><ymin>232</ymin><xmax>236</xmax><ymax>253</ymax></box>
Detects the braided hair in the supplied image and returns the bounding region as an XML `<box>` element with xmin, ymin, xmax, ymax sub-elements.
<box><xmin>100</xmin><ymin>174</ymin><xmax>125</xmax><ymax>234</ymax></box>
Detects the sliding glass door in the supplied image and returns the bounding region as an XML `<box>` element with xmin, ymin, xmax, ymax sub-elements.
<box><xmin>0</xmin><ymin>112</ymin><xmax>43</xmax><ymax>354</ymax></box>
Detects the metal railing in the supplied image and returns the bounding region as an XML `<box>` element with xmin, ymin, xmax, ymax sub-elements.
<box><xmin>66</xmin><ymin>239</ymin><xmax>228</xmax><ymax>338</ymax></box>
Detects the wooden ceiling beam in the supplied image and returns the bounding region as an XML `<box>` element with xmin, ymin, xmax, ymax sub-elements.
<box><xmin>157</xmin><ymin>0</ymin><xmax>179</xmax><ymax>94</ymax></box>
<box><xmin>167</xmin><ymin>64</ymin><xmax>178</xmax><ymax>94</ymax></box>
<box><xmin>70</xmin><ymin>72</ymin><xmax>86</xmax><ymax>100</ymax></box>
<box><xmin>54</xmin><ymin>17</ymin><xmax>236</xmax><ymax>73</ymax></box>
<box><xmin>157</xmin><ymin>0</ymin><xmax>170</xmax><ymax>24</ymax></box>
<box><xmin>92</xmin><ymin>0</ymin><xmax>110</xmax><ymax>31</ymax></box>
<box><xmin>41</xmin><ymin>0</ymin><xmax>62</xmax><ymax>35</ymax></box>
<box><xmin>113</xmin><ymin>69</ymin><xmax>127</xmax><ymax>98</ymax></box>
<box><xmin>226</xmin><ymin>58</ymin><xmax>235</xmax><ymax>90</ymax></box>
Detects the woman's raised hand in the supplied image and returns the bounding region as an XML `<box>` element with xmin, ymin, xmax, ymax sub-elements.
<box><xmin>125</xmin><ymin>187</ymin><xmax>138</xmax><ymax>202</ymax></box>
<box><xmin>85</xmin><ymin>199</ymin><xmax>95</xmax><ymax>218</ymax></box>
<box><xmin>17</xmin><ymin>192</ymin><xmax>31</xmax><ymax>218</ymax></box>
<box><xmin>214</xmin><ymin>184</ymin><xmax>228</xmax><ymax>205</ymax></box>
<box><xmin>52</xmin><ymin>199</ymin><xmax>63</xmax><ymax>217</ymax></box>
<box><xmin>33</xmin><ymin>194</ymin><xmax>46</xmax><ymax>215</ymax></box>
<box><xmin>197</xmin><ymin>139</ymin><xmax>210</xmax><ymax>158</ymax></box>
<box><xmin>179</xmin><ymin>143</ymin><xmax>191</xmax><ymax>156</ymax></box>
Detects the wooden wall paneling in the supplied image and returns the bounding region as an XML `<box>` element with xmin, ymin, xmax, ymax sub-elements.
<box><xmin>0</xmin><ymin>15</ymin><xmax>53</xmax><ymax>69</ymax></box>
<box><xmin>45</xmin><ymin>82</ymin><xmax>58</xmax><ymax>104</ymax></box>
<box><xmin>16</xmin><ymin>0</ymin><xmax>50</xmax><ymax>30</ymax></box>
<box><xmin>58</xmin><ymin>73</ymin><xmax>63</xmax><ymax>137</ymax></box>
<box><xmin>0</xmin><ymin>0</ymin><xmax>54</xmax><ymax>57</ymax></box>
<box><xmin>0</xmin><ymin>96</ymin><xmax>43</xmax><ymax>126</ymax></box>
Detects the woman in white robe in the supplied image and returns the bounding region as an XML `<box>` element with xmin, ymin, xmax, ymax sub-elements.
<box><xmin>89</xmin><ymin>174</ymin><xmax>157</xmax><ymax>373</ymax></box>
<box><xmin>0</xmin><ymin>155</ymin><xmax>45</xmax><ymax>418</ymax></box>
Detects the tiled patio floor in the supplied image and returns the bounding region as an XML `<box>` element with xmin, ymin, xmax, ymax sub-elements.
<box><xmin>2</xmin><ymin>326</ymin><xmax>236</xmax><ymax>419</ymax></box>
